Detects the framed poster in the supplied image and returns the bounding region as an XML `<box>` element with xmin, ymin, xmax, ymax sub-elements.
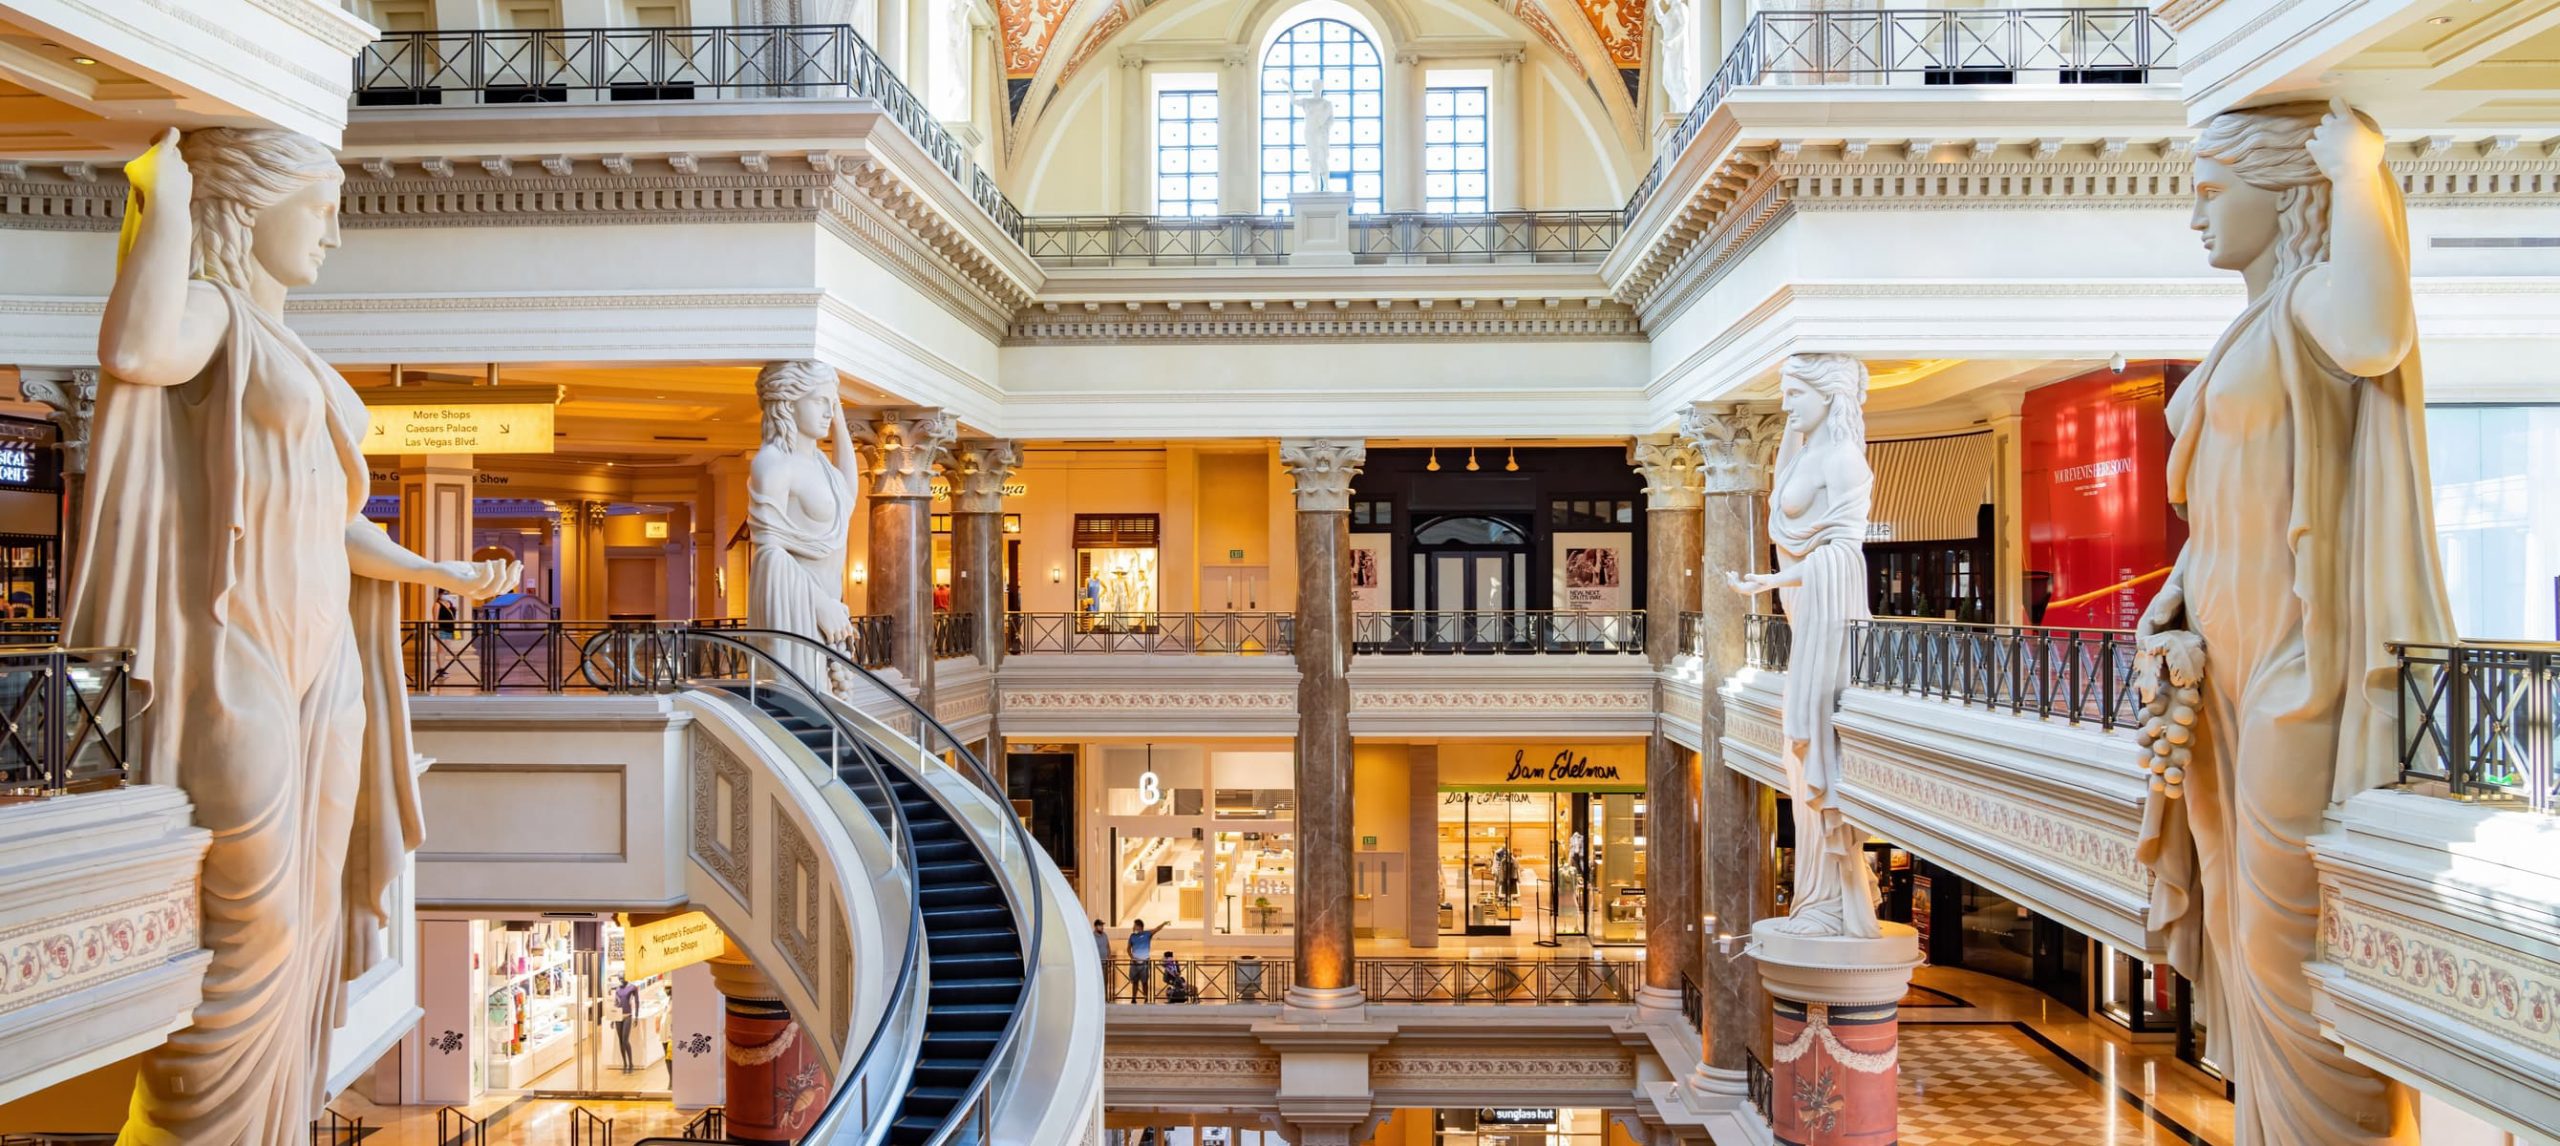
<box><xmin>1348</xmin><ymin>533</ymin><xmax>1392</xmax><ymax>613</ymax></box>
<box><xmin>1550</xmin><ymin>532</ymin><xmax>1630</xmax><ymax>612</ymax></box>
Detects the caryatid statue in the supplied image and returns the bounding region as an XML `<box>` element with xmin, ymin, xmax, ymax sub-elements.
<box><xmin>1725</xmin><ymin>353</ymin><xmax>1880</xmax><ymax>940</ymax></box>
<box><xmin>79</xmin><ymin>127</ymin><xmax>519</xmax><ymax>1144</ymax></box>
<box><xmin>2135</xmin><ymin>99</ymin><xmax>2452</xmax><ymax>1145</ymax></box>
<box><xmin>747</xmin><ymin>360</ymin><xmax>863</xmax><ymax>694</ymax></box>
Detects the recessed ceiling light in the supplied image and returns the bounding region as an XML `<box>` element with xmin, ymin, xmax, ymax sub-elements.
<box><xmin>70</xmin><ymin>56</ymin><xmax>97</xmax><ymax>65</ymax></box>
<box><xmin>2427</xmin><ymin>14</ymin><xmax>2453</xmax><ymax>23</ymax></box>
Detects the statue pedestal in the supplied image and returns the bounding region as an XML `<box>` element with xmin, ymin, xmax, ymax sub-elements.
<box><xmin>1290</xmin><ymin>191</ymin><xmax>1355</xmax><ymax>266</ymax></box>
<box><xmin>1750</xmin><ymin>921</ymin><xmax>1921</xmax><ymax>1146</ymax></box>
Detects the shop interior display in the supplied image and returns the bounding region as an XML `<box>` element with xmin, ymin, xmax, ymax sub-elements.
<box><xmin>482</xmin><ymin>923</ymin><xmax>580</xmax><ymax>1092</ymax></box>
<box><xmin>1077</xmin><ymin>545</ymin><xmax>1159</xmax><ymax>627</ymax></box>
<box><xmin>1435</xmin><ymin>791</ymin><xmax>1645</xmax><ymax>943</ymax></box>
<box><xmin>1215</xmin><ymin>832</ymin><xmax>1296</xmax><ymax>934</ymax></box>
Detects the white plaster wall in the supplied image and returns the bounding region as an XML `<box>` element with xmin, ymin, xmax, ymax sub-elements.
<box><xmin>412</xmin><ymin>696</ymin><xmax>692</xmax><ymax>909</ymax></box>
<box><xmin>316</xmin><ymin>221</ymin><xmax>819</xmax><ymax>295</ymax></box>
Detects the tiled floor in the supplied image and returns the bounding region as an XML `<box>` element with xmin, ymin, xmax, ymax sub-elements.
<box><xmin>1899</xmin><ymin>966</ymin><xmax>2234</xmax><ymax>1146</ymax></box>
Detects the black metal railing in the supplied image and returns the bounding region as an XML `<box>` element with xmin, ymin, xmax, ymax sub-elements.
<box><xmin>567</xmin><ymin>1107</ymin><xmax>610</xmax><ymax>1146</ymax></box>
<box><xmin>351</xmin><ymin>24</ymin><xmax>1024</xmax><ymax>240</ymax></box>
<box><xmin>1680</xmin><ymin>970</ymin><xmax>1704</xmax><ymax>1029</ymax></box>
<box><xmin>1018</xmin><ymin>210</ymin><xmax>1620</xmax><ymax>267</ymax></box>
<box><xmin>1679</xmin><ymin>610</ymin><xmax>1705</xmax><ymax>656</ymax></box>
<box><xmin>1626</xmin><ymin>7</ymin><xmax>2176</xmax><ymax>221</ymax></box>
<box><xmin>2395</xmin><ymin>641</ymin><xmax>2560</xmax><ymax>813</ymax></box>
<box><xmin>1009</xmin><ymin>612</ymin><xmax>1294</xmax><ymax>655</ymax></box>
<box><xmin>846</xmin><ymin>612</ymin><xmax>893</xmax><ymax>669</ymax></box>
<box><xmin>437</xmin><ymin>1107</ymin><xmax>487</xmax><ymax>1146</ymax></box>
<box><xmin>401</xmin><ymin>618</ymin><xmax>800</xmax><ymax>692</ymax></box>
<box><xmin>1746</xmin><ymin>1050</ymin><xmax>1772</xmax><ymax>1116</ymax></box>
<box><xmin>1747</xmin><ymin>614</ymin><xmax>2140</xmax><ymax>729</ymax></box>
<box><xmin>0</xmin><ymin>646</ymin><xmax>130</xmax><ymax>798</ymax></box>
<box><xmin>311</xmin><ymin>1111</ymin><xmax>364</xmax><ymax>1146</ymax></box>
<box><xmin>682</xmin><ymin>1107</ymin><xmax>726</xmax><ymax>1140</ymax></box>
<box><xmin>1102</xmin><ymin>956</ymin><xmax>1292</xmax><ymax>1004</ymax></box>
<box><xmin>1354</xmin><ymin>611</ymin><xmax>1645</xmax><ymax>655</ymax></box>
<box><xmin>933</xmin><ymin>611</ymin><xmax>979</xmax><ymax>660</ymax></box>
<box><xmin>0</xmin><ymin>618</ymin><xmax>61</xmax><ymax>645</ymax></box>
<box><xmin>1361</xmin><ymin>957</ymin><xmax>1641</xmax><ymax>1004</ymax></box>
<box><xmin>1744</xmin><ymin>613</ymin><xmax>1792</xmax><ymax>671</ymax></box>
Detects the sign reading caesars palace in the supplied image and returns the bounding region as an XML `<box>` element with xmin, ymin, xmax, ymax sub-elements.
<box><xmin>365</xmin><ymin>401</ymin><xmax>556</xmax><ymax>454</ymax></box>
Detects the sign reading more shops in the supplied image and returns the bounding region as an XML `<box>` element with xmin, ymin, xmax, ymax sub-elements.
<box><xmin>622</xmin><ymin>910</ymin><xmax>724</xmax><ymax>979</ymax></box>
<box><xmin>361</xmin><ymin>383</ymin><xmax>564</xmax><ymax>456</ymax></box>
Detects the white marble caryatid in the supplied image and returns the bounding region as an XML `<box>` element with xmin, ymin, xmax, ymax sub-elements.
<box><xmin>1726</xmin><ymin>353</ymin><xmax>1880</xmax><ymax>940</ymax></box>
<box><xmin>2135</xmin><ymin>99</ymin><xmax>2452</xmax><ymax>1146</ymax></box>
<box><xmin>746</xmin><ymin>360</ymin><xmax>863</xmax><ymax>694</ymax></box>
<box><xmin>1296</xmin><ymin>90</ymin><xmax>1337</xmax><ymax>190</ymax></box>
<box><xmin>79</xmin><ymin>128</ymin><xmax>520</xmax><ymax>1145</ymax></box>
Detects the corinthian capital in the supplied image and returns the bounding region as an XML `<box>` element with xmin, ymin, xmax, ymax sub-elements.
<box><xmin>1278</xmin><ymin>439</ymin><xmax>1367</xmax><ymax>513</ymax></box>
<box><xmin>1678</xmin><ymin>401</ymin><xmax>1786</xmax><ymax>496</ymax></box>
<box><xmin>857</xmin><ymin>408</ymin><xmax>959</xmax><ymax>499</ymax></box>
<box><xmin>1628</xmin><ymin>433</ymin><xmax>1704</xmax><ymax>511</ymax></box>
<box><xmin>944</xmin><ymin>439</ymin><xmax>1021</xmax><ymax>513</ymax></box>
<box><xmin>21</xmin><ymin>369</ymin><xmax>96</xmax><ymax>476</ymax></box>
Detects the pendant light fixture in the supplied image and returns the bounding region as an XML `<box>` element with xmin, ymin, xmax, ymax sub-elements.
<box><xmin>1426</xmin><ymin>449</ymin><xmax>1440</xmax><ymax>472</ymax></box>
<box><xmin>1466</xmin><ymin>448</ymin><xmax>1480</xmax><ymax>472</ymax></box>
<box><xmin>1505</xmin><ymin>448</ymin><xmax>1519</xmax><ymax>472</ymax></box>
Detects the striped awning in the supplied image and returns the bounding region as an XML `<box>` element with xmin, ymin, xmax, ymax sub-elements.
<box><xmin>1866</xmin><ymin>431</ymin><xmax>1995</xmax><ymax>543</ymax></box>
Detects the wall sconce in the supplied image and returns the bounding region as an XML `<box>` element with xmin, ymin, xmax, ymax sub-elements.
<box><xmin>1505</xmin><ymin>448</ymin><xmax>1519</xmax><ymax>472</ymax></box>
<box><xmin>1465</xmin><ymin>448</ymin><xmax>1480</xmax><ymax>472</ymax></box>
<box><xmin>851</xmin><ymin>561</ymin><xmax>868</xmax><ymax>585</ymax></box>
<box><xmin>1425</xmin><ymin>449</ymin><xmax>1440</xmax><ymax>472</ymax></box>
<box><xmin>1049</xmin><ymin>564</ymin><xmax>1064</xmax><ymax>584</ymax></box>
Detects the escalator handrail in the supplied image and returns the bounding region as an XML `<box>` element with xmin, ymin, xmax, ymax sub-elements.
<box><xmin>708</xmin><ymin>628</ymin><xmax>1046</xmax><ymax>1146</ymax></box>
<box><xmin>653</xmin><ymin>628</ymin><xmax>929</xmax><ymax>1146</ymax></box>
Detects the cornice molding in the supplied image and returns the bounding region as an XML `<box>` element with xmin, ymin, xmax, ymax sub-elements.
<box><xmin>1008</xmin><ymin>303</ymin><xmax>1645</xmax><ymax>344</ymax></box>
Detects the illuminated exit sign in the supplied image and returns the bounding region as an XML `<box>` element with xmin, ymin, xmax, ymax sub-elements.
<box><xmin>362</xmin><ymin>384</ymin><xmax>562</xmax><ymax>455</ymax></box>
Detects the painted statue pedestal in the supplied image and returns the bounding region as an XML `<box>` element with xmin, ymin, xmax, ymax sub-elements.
<box><xmin>1750</xmin><ymin>921</ymin><xmax>1921</xmax><ymax>1146</ymax></box>
<box><xmin>1289</xmin><ymin>191</ymin><xmax>1355</xmax><ymax>267</ymax></box>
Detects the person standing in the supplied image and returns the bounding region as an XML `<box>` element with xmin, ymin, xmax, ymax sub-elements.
<box><xmin>1091</xmin><ymin>919</ymin><xmax>1114</xmax><ymax>996</ymax></box>
<box><xmin>1126</xmin><ymin>918</ymin><xmax>1170</xmax><ymax>1001</ymax></box>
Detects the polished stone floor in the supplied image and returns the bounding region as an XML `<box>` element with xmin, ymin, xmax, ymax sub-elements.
<box><xmin>1899</xmin><ymin>967</ymin><xmax>2234</xmax><ymax>1146</ymax></box>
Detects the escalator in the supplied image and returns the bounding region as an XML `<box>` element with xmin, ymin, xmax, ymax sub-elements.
<box><xmin>724</xmin><ymin>686</ymin><xmax>1024</xmax><ymax>1144</ymax></box>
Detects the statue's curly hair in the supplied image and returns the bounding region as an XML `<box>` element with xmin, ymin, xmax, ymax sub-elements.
<box><xmin>176</xmin><ymin>127</ymin><xmax>340</xmax><ymax>291</ymax></box>
<box><xmin>1782</xmin><ymin>352</ymin><xmax>1868</xmax><ymax>444</ymax></box>
<box><xmin>755</xmin><ymin>360</ymin><xmax>838</xmax><ymax>444</ymax></box>
<box><xmin>2192</xmin><ymin>100</ymin><xmax>2363</xmax><ymax>278</ymax></box>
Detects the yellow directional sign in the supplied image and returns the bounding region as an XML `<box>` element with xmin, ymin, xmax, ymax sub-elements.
<box><xmin>361</xmin><ymin>383</ymin><xmax>563</xmax><ymax>455</ymax></box>
<box><xmin>622</xmin><ymin>910</ymin><xmax>725</xmax><ymax>980</ymax></box>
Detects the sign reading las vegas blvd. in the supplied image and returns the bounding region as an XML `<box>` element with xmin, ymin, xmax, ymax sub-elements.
<box><xmin>361</xmin><ymin>384</ymin><xmax>563</xmax><ymax>455</ymax></box>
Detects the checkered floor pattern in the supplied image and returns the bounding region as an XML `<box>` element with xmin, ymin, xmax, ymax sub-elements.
<box><xmin>1900</xmin><ymin>1025</ymin><xmax>2205</xmax><ymax>1146</ymax></box>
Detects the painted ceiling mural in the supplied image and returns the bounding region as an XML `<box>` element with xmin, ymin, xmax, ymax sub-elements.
<box><xmin>999</xmin><ymin>0</ymin><xmax>1075</xmax><ymax>77</ymax></box>
<box><xmin>1510</xmin><ymin>0</ymin><xmax>1585</xmax><ymax>78</ymax></box>
<box><xmin>1058</xmin><ymin>1</ymin><xmax>1133</xmax><ymax>85</ymax></box>
<box><xmin>1579</xmin><ymin>0</ymin><xmax>1644</xmax><ymax>67</ymax></box>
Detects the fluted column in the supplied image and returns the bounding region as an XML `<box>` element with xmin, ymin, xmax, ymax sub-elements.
<box><xmin>20</xmin><ymin>368</ymin><xmax>93</xmax><ymax>576</ymax></box>
<box><xmin>1678</xmin><ymin>400</ymin><xmax>1787</xmax><ymax>1097</ymax></box>
<box><xmin>1279</xmin><ymin>438</ymin><xmax>1365</xmax><ymax>1009</ymax></box>
<box><xmin>710</xmin><ymin>950</ymin><xmax>826</xmax><ymax>1144</ymax></box>
<box><xmin>860</xmin><ymin>409</ymin><xmax>958</xmax><ymax>698</ymax></box>
<box><xmin>946</xmin><ymin>438</ymin><xmax>1019</xmax><ymax>789</ymax></box>
<box><xmin>1631</xmin><ymin>433</ymin><xmax>1705</xmax><ymax>1006</ymax></box>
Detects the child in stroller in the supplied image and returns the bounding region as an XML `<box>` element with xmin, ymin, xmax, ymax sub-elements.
<box><xmin>1158</xmin><ymin>951</ymin><xmax>1195</xmax><ymax>1004</ymax></box>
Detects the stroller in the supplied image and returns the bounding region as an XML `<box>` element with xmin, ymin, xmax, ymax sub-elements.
<box><xmin>1158</xmin><ymin>953</ymin><xmax>1196</xmax><ymax>1004</ymax></box>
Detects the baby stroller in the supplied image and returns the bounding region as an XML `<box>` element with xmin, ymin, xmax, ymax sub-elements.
<box><xmin>1158</xmin><ymin>954</ymin><xmax>1195</xmax><ymax>1004</ymax></box>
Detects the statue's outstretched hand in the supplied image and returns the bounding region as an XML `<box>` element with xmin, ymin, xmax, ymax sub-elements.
<box><xmin>1725</xmin><ymin>570</ymin><xmax>1771</xmax><ymax>597</ymax></box>
<box><xmin>438</xmin><ymin>559</ymin><xmax>521</xmax><ymax>601</ymax></box>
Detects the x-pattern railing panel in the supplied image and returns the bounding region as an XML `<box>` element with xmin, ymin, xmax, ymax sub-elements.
<box><xmin>2395</xmin><ymin>641</ymin><xmax>2559</xmax><ymax>811</ymax></box>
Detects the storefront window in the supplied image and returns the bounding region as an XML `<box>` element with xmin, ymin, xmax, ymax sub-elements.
<box><xmin>1214</xmin><ymin>831</ymin><xmax>1295</xmax><ymax>935</ymax></box>
<box><xmin>1075</xmin><ymin>514</ymin><xmax>1160</xmax><ymax>629</ymax></box>
<box><xmin>1436</xmin><ymin>1107</ymin><xmax>1610</xmax><ymax>1145</ymax></box>
<box><xmin>1094</xmin><ymin>745</ymin><xmax>1293</xmax><ymax>941</ymax></box>
<box><xmin>474</xmin><ymin>918</ymin><xmax>675</xmax><ymax>1096</ymax></box>
<box><xmin>1435</xmin><ymin>789</ymin><xmax>1646</xmax><ymax>945</ymax></box>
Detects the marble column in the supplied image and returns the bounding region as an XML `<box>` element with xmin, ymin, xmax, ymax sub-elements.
<box><xmin>1279</xmin><ymin>438</ymin><xmax>1366</xmax><ymax>1009</ymax></box>
<box><xmin>1677</xmin><ymin>400</ymin><xmax>1788</xmax><ymax>1100</ymax></box>
<box><xmin>861</xmin><ymin>409</ymin><xmax>958</xmax><ymax>698</ymax></box>
<box><xmin>710</xmin><ymin>952</ymin><xmax>827</xmax><ymax>1144</ymax></box>
<box><xmin>946</xmin><ymin>438</ymin><xmax>1019</xmax><ymax>789</ymax></box>
<box><xmin>20</xmin><ymin>368</ymin><xmax>93</xmax><ymax>577</ymax></box>
<box><xmin>399</xmin><ymin>453</ymin><xmax>474</xmax><ymax>620</ymax></box>
<box><xmin>1404</xmin><ymin>743</ymin><xmax>1439</xmax><ymax>949</ymax></box>
<box><xmin>1631</xmin><ymin>433</ymin><xmax>1705</xmax><ymax>1007</ymax></box>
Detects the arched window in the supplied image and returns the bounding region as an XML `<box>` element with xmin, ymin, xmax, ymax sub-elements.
<box><xmin>1258</xmin><ymin>17</ymin><xmax>1383</xmax><ymax>215</ymax></box>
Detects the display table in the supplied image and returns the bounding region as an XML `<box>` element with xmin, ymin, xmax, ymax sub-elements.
<box><xmin>496</xmin><ymin>1023</ymin><xmax>575</xmax><ymax>1090</ymax></box>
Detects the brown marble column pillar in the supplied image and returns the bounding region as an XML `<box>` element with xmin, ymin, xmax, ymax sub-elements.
<box><xmin>1678</xmin><ymin>400</ymin><xmax>1788</xmax><ymax>1099</ymax></box>
<box><xmin>709</xmin><ymin>951</ymin><xmax>827</xmax><ymax>1144</ymax></box>
<box><xmin>1631</xmin><ymin>433</ymin><xmax>1705</xmax><ymax>1005</ymax></box>
<box><xmin>946</xmin><ymin>438</ymin><xmax>1018</xmax><ymax>789</ymax></box>
<box><xmin>860</xmin><ymin>409</ymin><xmax>957</xmax><ymax>698</ymax></box>
<box><xmin>1278</xmin><ymin>438</ymin><xmax>1365</xmax><ymax>1009</ymax></box>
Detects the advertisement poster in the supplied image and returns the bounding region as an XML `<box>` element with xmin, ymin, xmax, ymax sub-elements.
<box><xmin>1348</xmin><ymin>533</ymin><xmax>1392</xmax><ymax>613</ymax></box>
<box><xmin>2022</xmin><ymin>364</ymin><xmax>2189</xmax><ymax>629</ymax></box>
<box><xmin>1551</xmin><ymin>532</ymin><xmax>1631</xmax><ymax>612</ymax></box>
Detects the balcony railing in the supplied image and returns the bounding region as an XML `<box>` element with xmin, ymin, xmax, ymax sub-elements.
<box><xmin>1102</xmin><ymin>956</ymin><xmax>1639</xmax><ymax>1005</ymax></box>
<box><xmin>403</xmin><ymin>617</ymin><xmax>891</xmax><ymax>693</ymax></box>
<box><xmin>2395</xmin><ymin>641</ymin><xmax>2560</xmax><ymax>813</ymax></box>
<box><xmin>1019</xmin><ymin>210</ymin><xmax>1620</xmax><ymax>268</ymax></box>
<box><xmin>1746</xmin><ymin>614</ymin><xmax>2139</xmax><ymax>729</ymax></box>
<box><xmin>0</xmin><ymin>646</ymin><xmax>131</xmax><ymax>798</ymax></box>
<box><xmin>1626</xmin><ymin>7</ymin><xmax>2177</xmax><ymax>220</ymax></box>
<box><xmin>1680</xmin><ymin>610</ymin><xmax>1705</xmax><ymax>655</ymax></box>
<box><xmin>351</xmin><ymin>25</ymin><xmax>1024</xmax><ymax>240</ymax></box>
<box><xmin>1008</xmin><ymin>612</ymin><xmax>1294</xmax><ymax>655</ymax></box>
<box><xmin>932</xmin><ymin>611</ymin><xmax>978</xmax><ymax>660</ymax></box>
<box><xmin>1354</xmin><ymin>611</ymin><xmax>1646</xmax><ymax>655</ymax></box>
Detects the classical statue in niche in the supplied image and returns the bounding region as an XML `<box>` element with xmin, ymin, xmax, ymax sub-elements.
<box><xmin>1725</xmin><ymin>353</ymin><xmax>1879</xmax><ymax>940</ymax></box>
<box><xmin>2134</xmin><ymin>99</ymin><xmax>2452</xmax><ymax>1146</ymax></box>
<box><xmin>78</xmin><ymin>128</ymin><xmax>518</xmax><ymax>1144</ymax></box>
<box><xmin>1296</xmin><ymin>89</ymin><xmax>1337</xmax><ymax>192</ymax></box>
<box><xmin>747</xmin><ymin>360</ymin><xmax>862</xmax><ymax>692</ymax></box>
